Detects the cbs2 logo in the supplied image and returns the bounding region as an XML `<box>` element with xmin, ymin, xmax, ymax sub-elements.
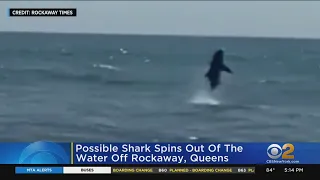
<box><xmin>267</xmin><ymin>143</ymin><xmax>294</xmax><ymax>159</ymax></box>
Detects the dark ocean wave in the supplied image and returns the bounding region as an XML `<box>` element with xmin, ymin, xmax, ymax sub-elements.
<box><xmin>0</xmin><ymin>67</ymin><xmax>176</xmax><ymax>86</ymax></box>
<box><xmin>256</xmin><ymin>77</ymin><xmax>318</xmax><ymax>85</ymax></box>
<box><xmin>2</xmin><ymin>68</ymin><xmax>103</xmax><ymax>82</ymax></box>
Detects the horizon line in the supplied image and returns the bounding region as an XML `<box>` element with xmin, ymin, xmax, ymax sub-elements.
<box><xmin>1</xmin><ymin>30</ymin><xmax>320</xmax><ymax>41</ymax></box>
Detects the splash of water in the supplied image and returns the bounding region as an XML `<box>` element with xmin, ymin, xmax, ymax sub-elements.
<box><xmin>189</xmin><ymin>90</ymin><xmax>220</xmax><ymax>106</ymax></box>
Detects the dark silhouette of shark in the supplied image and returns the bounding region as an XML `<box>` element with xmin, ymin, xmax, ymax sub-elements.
<box><xmin>205</xmin><ymin>49</ymin><xmax>233</xmax><ymax>90</ymax></box>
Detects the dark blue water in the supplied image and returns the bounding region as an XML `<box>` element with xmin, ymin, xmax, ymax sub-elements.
<box><xmin>1</xmin><ymin>32</ymin><xmax>320</xmax><ymax>142</ymax></box>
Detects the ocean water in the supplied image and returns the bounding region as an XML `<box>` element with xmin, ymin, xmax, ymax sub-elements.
<box><xmin>0</xmin><ymin>32</ymin><xmax>320</xmax><ymax>142</ymax></box>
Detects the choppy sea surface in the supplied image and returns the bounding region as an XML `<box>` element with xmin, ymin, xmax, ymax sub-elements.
<box><xmin>1</xmin><ymin>32</ymin><xmax>320</xmax><ymax>142</ymax></box>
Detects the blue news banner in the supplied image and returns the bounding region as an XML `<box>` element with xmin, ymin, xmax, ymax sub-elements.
<box><xmin>0</xmin><ymin>142</ymin><xmax>318</xmax><ymax>174</ymax></box>
<box><xmin>0</xmin><ymin>141</ymin><xmax>320</xmax><ymax>165</ymax></box>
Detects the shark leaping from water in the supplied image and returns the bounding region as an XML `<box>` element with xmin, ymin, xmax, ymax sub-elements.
<box><xmin>205</xmin><ymin>49</ymin><xmax>233</xmax><ymax>90</ymax></box>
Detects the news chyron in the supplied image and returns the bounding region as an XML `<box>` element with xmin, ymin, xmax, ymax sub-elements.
<box><xmin>9</xmin><ymin>8</ymin><xmax>77</xmax><ymax>17</ymax></box>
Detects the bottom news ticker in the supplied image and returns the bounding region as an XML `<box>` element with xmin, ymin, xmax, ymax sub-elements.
<box><xmin>0</xmin><ymin>164</ymin><xmax>317</xmax><ymax>175</ymax></box>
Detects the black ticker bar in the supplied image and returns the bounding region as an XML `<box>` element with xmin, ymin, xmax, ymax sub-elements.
<box><xmin>109</xmin><ymin>164</ymin><xmax>316</xmax><ymax>175</ymax></box>
<box><xmin>257</xmin><ymin>164</ymin><xmax>308</xmax><ymax>175</ymax></box>
<box><xmin>111</xmin><ymin>166</ymin><xmax>255</xmax><ymax>174</ymax></box>
<box><xmin>0</xmin><ymin>164</ymin><xmax>318</xmax><ymax>176</ymax></box>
